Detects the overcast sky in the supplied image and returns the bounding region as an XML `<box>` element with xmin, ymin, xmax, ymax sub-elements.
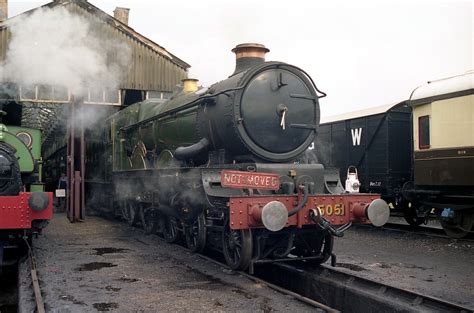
<box><xmin>7</xmin><ymin>0</ymin><xmax>473</xmax><ymax>117</ymax></box>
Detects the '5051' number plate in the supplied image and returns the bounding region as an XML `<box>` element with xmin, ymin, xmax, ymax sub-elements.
<box><xmin>317</xmin><ymin>204</ymin><xmax>345</xmax><ymax>216</ymax></box>
<box><xmin>221</xmin><ymin>170</ymin><xmax>280</xmax><ymax>190</ymax></box>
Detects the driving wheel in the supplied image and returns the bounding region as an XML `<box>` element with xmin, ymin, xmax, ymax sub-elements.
<box><xmin>222</xmin><ymin>222</ymin><xmax>252</xmax><ymax>270</ymax></box>
<box><xmin>185</xmin><ymin>213</ymin><xmax>207</xmax><ymax>253</ymax></box>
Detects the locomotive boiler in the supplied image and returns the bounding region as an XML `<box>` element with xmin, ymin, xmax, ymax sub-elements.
<box><xmin>108</xmin><ymin>44</ymin><xmax>390</xmax><ymax>271</ymax></box>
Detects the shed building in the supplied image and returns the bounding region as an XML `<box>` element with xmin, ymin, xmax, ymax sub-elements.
<box><xmin>0</xmin><ymin>0</ymin><xmax>190</xmax><ymax>153</ymax></box>
<box><xmin>0</xmin><ymin>0</ymin><xmax>190</xmax><ymax>106</ymax></box>
<box><xmin>0</xmin><ymin>0</ymin><xmax>191</xmax><ymax>220</ymax></box>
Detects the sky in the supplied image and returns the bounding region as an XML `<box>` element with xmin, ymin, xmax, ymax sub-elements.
<box><xmin>6</xmin><ymin>0</ymin><xmax>473</xmax><ymax>117</ymax></box>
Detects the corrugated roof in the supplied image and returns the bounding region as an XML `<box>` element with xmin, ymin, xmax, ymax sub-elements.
<box><xmin>0</xmin><ymin>0</ymin><xmax>190</xmax><ymax>69</ymax></box>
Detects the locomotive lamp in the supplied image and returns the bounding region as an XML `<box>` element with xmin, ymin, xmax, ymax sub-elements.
<box><xmin>345</xmin><ymin>166</ymin><xmax>360</xmax><ymax>193</ymax></box>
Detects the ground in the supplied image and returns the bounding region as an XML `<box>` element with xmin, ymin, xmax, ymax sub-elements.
<box><xmin>333</xmin><ymin>224</ymin><xmax>474</xmax><ymax>308</ymax></box>
<box><xmin>19</xmin><ymin>214</ymin><xmax>474</xmax><ymax>312</ymax></box>
<box><xmin>19</xmin><ymin>214</ymin><xmax>317</xmax><ymax>313</ymax></box>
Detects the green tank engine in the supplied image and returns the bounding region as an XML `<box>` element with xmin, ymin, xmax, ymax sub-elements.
<box><xmin>0</xmin><ymin>108</ymin><xmax>52</xmax><ymax>235</ymax></box>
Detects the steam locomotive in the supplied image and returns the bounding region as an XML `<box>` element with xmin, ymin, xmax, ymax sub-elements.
<box><xmin>106</xmin><ymin>44</ymin><xmax>390</xmax><ymax>271</ymax></box>
<box><xmin>0</xmin><ymin>102</ymin><xmax>53</xmax><ymax>266</ymax></box>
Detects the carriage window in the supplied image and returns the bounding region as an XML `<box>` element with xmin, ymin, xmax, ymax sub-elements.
<box><xmin>419</xmin><ymin>115</ymin><xmax>430</xmax><ymax>149</ymax></box>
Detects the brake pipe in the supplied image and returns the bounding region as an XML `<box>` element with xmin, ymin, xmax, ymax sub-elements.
<box><xmin>288</xmin><ymin>184</ymin><xmax>309</xmax><ymax>217</ymax></box>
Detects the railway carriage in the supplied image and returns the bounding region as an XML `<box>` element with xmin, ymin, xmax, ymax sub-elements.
<box><xmin>406</xmin><ymin>71</ymin><xmax>474</xmax><ymax>238</ymax></box>
<box><xmin>313</xmin><ymin>71</ymin><xmax>474</xmax><ymax>237</ymax></box>
<box><xmin>104</xmin><ymin>43</ymin><xmax>390</xmax><ymax>271</ymax></box>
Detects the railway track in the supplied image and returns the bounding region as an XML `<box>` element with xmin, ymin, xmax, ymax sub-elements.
<box><xmin>11</xmin><ymin>240</ymin><xmax>46</xmax><ymax>313</ymax></box>
<box><xmin>195</xmin><ymin>252</ymin><xmax>338</xmax><ymax>312</ymax></box>
<box><xmin>27</xmin><ymin>248</ymin><xmax>45</xmax><ymax>313</ymax></box>
<box><xmin>189</xmin><ymin>238</ymin><xmax>473</xmax><ymax>313</ymax></box>
<box><xmin>0</xmin><ymin>239</ymin><xmax>45</xmax><ymax>313</ymax></box>
<box><xmin>0</xmin><ymin>263</ymin><xmax>18</xmax><ymax>313</ymax></box>
<box><xmin>134</xmin><ymin>217</ymin><xmax>473</xmax><ymax>312</ymax></box>
<box><xmin>258</xmin><ymin>262</ymin><xmax>473</xmax><ymax>313</ymax></box>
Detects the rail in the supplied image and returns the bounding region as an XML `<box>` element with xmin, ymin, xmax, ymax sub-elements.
<box><xmin>259</xmin><ymin>262</ymin><xmax>473</xmax><ymax>313</ymax></box>
<box><xmin>25</xmin><ymin>239</ymin><xmax>46</xmax><ymax>313</ymax></box>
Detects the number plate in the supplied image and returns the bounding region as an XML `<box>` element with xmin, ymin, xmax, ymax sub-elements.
<box><xmin>317</xmin><ymin>204</ymin><xmax>346</xmax><ymax>216</ymax></box>
<box><xmin>221</xmin><ymin>170</ymin><xmax>280</xmax><ymax>190</ymax></box>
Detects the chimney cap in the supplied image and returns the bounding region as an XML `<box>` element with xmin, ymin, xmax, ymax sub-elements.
<box><xmin>232</xmin><ymin>43</ymin><xmax>269</xmax><ymax>54</ymax></box>
<box><xmin>114</xmin><ymin>6</ymin><xmax>130</xmax><ymax>12</ymax></box>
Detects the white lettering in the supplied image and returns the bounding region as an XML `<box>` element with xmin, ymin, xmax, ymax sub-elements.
<box><xmin>224</xmin><ymin>173</ymin><xmax>231</xmax><ymax>184</ymax></box>
<box><xmin>221</xmin><ymin>171</ymin><xmax>280</xmax><ymax>189</ymax></box>
<box><xmin>247</xmin><ymin>175</ymin><xmax>254</xmax><ymax>184</ymax></box>
<box><xmin>351</xmin><ymin>128</ymin><xmax>362</xmax><ymax>146</ymax></box>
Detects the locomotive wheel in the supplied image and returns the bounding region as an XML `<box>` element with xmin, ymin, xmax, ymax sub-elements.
<box><xmin>162</xmin><ymin>216</ymin><xmax>181</xmax><ymax>243</ymax></box>
<box><xmin>126</xmin><ymin>201</ymin><xmax>139</xmax><ymax>226</ymax></box>
<box><xmin>222</xmin><ymin>223</ymin><xmax>252</xmax><ymax>270</ymax></box>
<box><xmin>120</xmin><ymin>200</ymin><xmax>129</xmax><ymax>221</ymax></box>
<box><xmin>402</xmin><ymin>202</ymin><xmax>426</xmax><ymax>227</ymax></box>
<box><xmin>139</xmin><ymin>205</ymin><xmax>158</xmax><ymax>235</ymax></box>
<box><xmin>293</xmin><ymin>232</ymin><xmax>333</xmax><ymax>266</ymax></box>
<box><xmin>185</xmin><ymin>213</ymin><xmax>207</xmax><ymax>253</ymax></box>
<box><xmin>113</xmin><ymin>201</ymin><xmax>123</xmax><ymax>220</ymax></box>
<box><xmin>440</xmin><ymin>212</ymin><xmax>474</xmax><ymax>239</ymax></box>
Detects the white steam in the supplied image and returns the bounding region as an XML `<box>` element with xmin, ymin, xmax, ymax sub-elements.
<box><xmin>1</xmin><ymin>6</ymin><xmax>131</xmax><ymax>95</ymax></box>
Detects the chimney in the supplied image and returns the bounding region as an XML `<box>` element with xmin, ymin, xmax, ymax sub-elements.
<box><xmin>0</xmin><ymin>0</ymin><xmax>7</xmax><ymax>22</ymax></box>
<box><xmin>113</xmin><ymin>7</ymin><xmax>130</xmax><ymax>25</ymax></box>
<box><xmin>182</xmin><ymin>79</ymin><xmax>199</xmax><ymax>93</ymax></box>
<box><xmin>231</xmin><ymin>43</ymin><xmax>269</xmax><ymax>75</ymax></box>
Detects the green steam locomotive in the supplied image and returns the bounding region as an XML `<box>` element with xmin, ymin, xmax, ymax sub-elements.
<box><xmin>0</xmin><ymin>105</ymin><xmax>53</xmax><ymax>262</ymax></box>
<box><xmin>100</xmin><ymin>44</ymin><xmax>389</xmax><ymax>272</ymax></box>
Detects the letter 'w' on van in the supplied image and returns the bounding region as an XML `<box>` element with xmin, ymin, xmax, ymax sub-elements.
<box><xmin>351</xmin><ymin>128</ymin><xmax>362</xmax><ymax>146</ymax></box>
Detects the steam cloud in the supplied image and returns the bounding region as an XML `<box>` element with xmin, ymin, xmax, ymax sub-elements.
<box><xmin>1</xmin><ymin>6</ymin><xmax>131</xmax><ymax>95</ymax></box>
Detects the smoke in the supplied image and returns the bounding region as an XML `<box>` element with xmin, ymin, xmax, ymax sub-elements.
<box><xmin>313</xmin><ymin>138</ymin><xmax>334</xmax><ymax>168</ymax></box>
<box><xmin>1</xmin><ymin>6</ymin><xmax>131</xmax><ymax>96</ymax></box>
<box><xmin>74</xmin><ymin>104</ymin><xmax>117</xmax><ymax>130</ymax></box>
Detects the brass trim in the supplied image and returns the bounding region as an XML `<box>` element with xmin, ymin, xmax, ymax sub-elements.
<box><xmin>182</xmin><ymin>78</ymin><xmax>199</xmax><ymax>93</ymax></box>
<box><xmin>232</xmin><ymin>43</ymin><xmax>269</xmax><ymax>59</ymax></box>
